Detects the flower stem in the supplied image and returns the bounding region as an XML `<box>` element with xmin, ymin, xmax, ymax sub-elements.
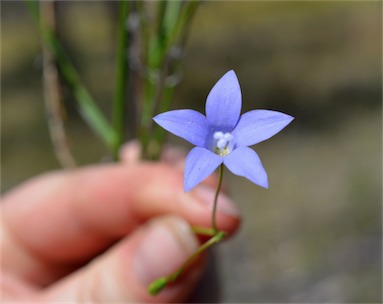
<box><xmin>212</xmin><ymin>164</ymin><xmax>224</xmax><ymax>234</ymax></box>
<box><xmin>148</xmin><ymin>164</ymin><xmax>227</xmax><ymax>296</ymax></box>
<box><xmin>148</xmin><ymin>230</ymin><xmax>226</xmax><ymax>295</ymax></box>
<box><xmin>191</xmin><ymin>226</ymin><xmax>216</xmax><ymax>236</ymax></box>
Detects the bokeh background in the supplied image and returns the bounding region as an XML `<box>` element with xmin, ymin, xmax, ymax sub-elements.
<box><xmin>2</xmin><ymin>1</ymin><xmax>382</xmax><ymax>303</ymax></box>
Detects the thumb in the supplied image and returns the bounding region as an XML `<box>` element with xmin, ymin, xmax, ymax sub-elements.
<box><xmin>36</xmin><ymin>216</ymin><xmax>204</xmax><ymax>302</ymax></box>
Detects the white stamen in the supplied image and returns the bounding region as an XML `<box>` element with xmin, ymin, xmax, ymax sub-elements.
<box><xmin>224</xmin><ymin>133</ymin><xmax>233</xmax><ymax>141</ymax></box>
<box><xmin>213</xmin><ymin>131</ymin><xmax>233</xmax><ymax>156</ymax></box>
<box><xmin>213</xmin><ymin>131</ymin><xmax>224</xmax><ymax>139</ymax></box>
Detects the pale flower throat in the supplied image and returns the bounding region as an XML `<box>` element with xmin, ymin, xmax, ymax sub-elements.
<box><xmin>213</xmin><ymin>131</ymin><xmax>233</xmax><ymax>156</ymax></box>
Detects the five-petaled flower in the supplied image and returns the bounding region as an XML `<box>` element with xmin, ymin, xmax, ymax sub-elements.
<box><xmin>153</xmin><ymin>70</ymin><xmax>294</xmax><ymax>192</ymax></box>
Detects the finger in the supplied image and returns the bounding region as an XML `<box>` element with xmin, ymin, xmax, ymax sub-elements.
<box><xmin>0</xmin><ymin>272</ymin><xmax>38</xmax><ymax>301</ymax></box>
<box><xmin>2</xmin><ymin>163</ymin><xmax>240</xmax><ymax>286</ymax></box>
<box><xmin>119</xmin><ymin>140</ymin><xmax>142</xmax><ymax>164</ymax></box>
<box><xmin>119</xmin><ymin>140</ymin><xmax>219</xmax><ymax>187</ymax></box>
<box><xmin>36</xmin><ymin>216</ymin><xmax>205</xmax><ymax>302</ymax></box>
<box><xmin>119</xmin><ymin>140</ymin><xmax>187</xmax><ymax>169</ymax></box>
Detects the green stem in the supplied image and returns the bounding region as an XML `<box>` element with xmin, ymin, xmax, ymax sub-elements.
<box><xmin>138</xmin><ymin>1</ymin><xmax>200</xmax><ymax>161</ymax></box>
<box><xmin>212</xmin><ymin>164</ymin><xmax>224</xmax><ymax>234</ymax></box>
<box><xmin>112</xmin><ymin>0</ymin><xmax>130</xmax><ymax>160</ymax></box>
<box><xmin>191</xmin><ymin>226</ymin><xmax>216</xmax><ymax>236</ymax></box>
<box><xmin>148</xmin><ymin>231</ymin><xmax>226</xmax><ymax>295</ymax></box>
<box><xmin>168</xmin><ymin>231</ymin><xmax>225</xmax><ymax>281</ymax></box>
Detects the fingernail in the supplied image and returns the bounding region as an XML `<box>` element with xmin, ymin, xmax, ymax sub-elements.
<box><xmin>133</xmin><ymin>217</ymin><xmax>198</xmax><ymax>285</ymax></box>
<box><xmin>192</xmin><ymin>185</ymin><xmax>240</xmax><ymax>216</ymax></box>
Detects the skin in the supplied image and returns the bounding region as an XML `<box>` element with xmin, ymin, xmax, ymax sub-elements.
<box><xmin>1</xmin><ymin>143</ymin><xmax>241</xmax><ymax>302</ymax></box>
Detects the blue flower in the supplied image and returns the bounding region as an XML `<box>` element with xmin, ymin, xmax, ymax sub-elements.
<box><xmin>153</xmin><ymin>70</ymin><xmax>294</xmax><ymax>192</ymax></box>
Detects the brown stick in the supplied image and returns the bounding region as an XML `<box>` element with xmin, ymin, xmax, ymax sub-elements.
<box><xmin>40</xmin><ymin>1</ymin><xmax>76</xmax><ymax>168</ymax></box>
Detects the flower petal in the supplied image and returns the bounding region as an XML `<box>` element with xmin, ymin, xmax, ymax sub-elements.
<box><xmin>153</xmin><ymin>110</ymin><xmax>209</xmax><ymax>146</ymax></box>
<box><xmin>224</xmin><ymin>147</ymin><xmax>268</xmax><ymax>188</ymax></box>
<box><xmin>205</xmin><ymin>70</ymin><xmax>242</xmax><ymax>131</ymax></box>
<box><xmin>184</xmin><ymin>147</ymin><xmax>223</xmax><ymax>192</ymax></box>
<box><xmin>233</xmin><ymin>110</ymin><xmax>294</xmax><ymax>147</ymax></box>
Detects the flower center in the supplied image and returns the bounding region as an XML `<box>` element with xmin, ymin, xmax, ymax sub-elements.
<box><xmin>213</xmin><ymin>131</ymin><xmax>233</xmax><ymax>156</ymax></box>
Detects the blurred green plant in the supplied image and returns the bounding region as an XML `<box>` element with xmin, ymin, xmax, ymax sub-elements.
<box><xmin>25</xmin><ymin>0</ymin><xmax>200</xmax><ymax>163</ymax></box>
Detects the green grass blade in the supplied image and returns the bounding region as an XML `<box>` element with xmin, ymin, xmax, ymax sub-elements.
<box><xmin>25</xmin><ymin>0</ymin><xmax>117</xmax><ymax>149</ymax></box>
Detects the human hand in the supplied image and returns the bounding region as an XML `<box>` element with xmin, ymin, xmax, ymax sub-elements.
<box><xmin>1</xmin><ymin>144</ymin><xmax>241</xmax><ymax>302</ymax></box>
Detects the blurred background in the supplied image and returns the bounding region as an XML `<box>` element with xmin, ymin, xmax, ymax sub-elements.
<box><xmin>1</xmin><ymin>1</ymin><xmax>382</xmax><ymax>303</ymax></box>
